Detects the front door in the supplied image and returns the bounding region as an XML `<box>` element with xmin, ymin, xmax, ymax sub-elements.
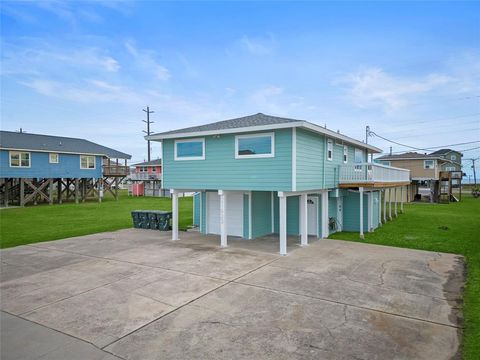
<box><xmin>307</xmin><ymin>196</ymin><xmax>318</xmax><ymax>236</ymax></box>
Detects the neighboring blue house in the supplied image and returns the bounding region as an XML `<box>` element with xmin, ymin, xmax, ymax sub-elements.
<box><xmin>0</xmin><ymin>130</ymin><xmax>131</xmax><ymax>206</ymax></box>
<box><xmin>147</xmin><ymin>113</ymin><xmax>410</xmax><ymax>255</ymax></box>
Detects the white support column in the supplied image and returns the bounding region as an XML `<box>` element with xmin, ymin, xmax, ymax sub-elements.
<box><xmin>300</xmin><ymin>193</ymin><xmax>308</xmax><ymax>246</ymax></box>
<box><xmin>321</xmin><ymin>190</ymin><xmax>329</xmax><ymax>238</ymax></box>
<box><xmin>219</xmin><ymin>190</ymin><xmax>227</xmax><ymax>247</ymax></box>
<box><xmin>279</xmin><ymin>193</ymin><xmax>287</xmax><ymax>255</ymax></box>
<box><xmin>171</xmin><ymin>189</ymin><xmax>179</xmax><ymax>241</ymax></box>
<box><xmin>368</xmin><ymin>191</ymin><xmax>373</xmax><ymax>232</ymax></box>
<box><xmin>400</xmin><ymin>186</ymin><xmax>404</xmax><ymax>213</ymax></box>
<box><xmin>359</xmin><ymin>187</ymin><xmax>364</xmax><ymax>239</ymax></box>
<box><xmin>394</xmin><ymin>187</ymin><xmax>398</xmax><ymax>217</ymax></box>
<box><xmin>388</xmin><ymin>188</ymin><xmax>392</xmax><ymax>220</ymax></box>
<box><xmin>383</xmin><ymin>189</ymin><xmax>387</xmax><ymax>223</ymax></box>
<box><xmin>378</xmin><ymin>190</ymin><xmax>382</xmax><ymax>227</ymax></box>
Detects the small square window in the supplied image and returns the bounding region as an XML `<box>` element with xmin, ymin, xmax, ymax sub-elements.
<box><xmin>49</xmin><ymin>153</ymin><xmax>59</xmax><ymax>163</ymax></box>
<box><xmin>424</xmin><ymin>160</ymin><xmax>435</xmax><ymax>169</ymax></box>
<box><xmin>451</xmin><ymin>155</ymin><xmax>457</xmax><ymax>161</ymax></box>
<box><xmin>80</xmin><ymin>155</ymin><xmax>96</xmax><ymax>169</ymax></box>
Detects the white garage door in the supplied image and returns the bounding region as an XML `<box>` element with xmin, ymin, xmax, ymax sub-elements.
<box><xmin>207</xmin><ymin>192</ymin><xmax>244</xmax><ymax>237</ymax></box>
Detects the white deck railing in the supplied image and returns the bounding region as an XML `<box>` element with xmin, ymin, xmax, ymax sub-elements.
<box><xmin>339</xmin><ymin>163</ymin><xmax>410</xmax><ymax>184</ymax></box>
<box><xmin>128</xmin><ymin>173</ymin><xmax>162</xmax><ymax>181</ymax></box>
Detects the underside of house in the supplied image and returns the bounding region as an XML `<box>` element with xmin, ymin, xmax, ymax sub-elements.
<box><xmin>192</xmin><ymin>186</ymin><xmax>407</xmax><ymax>245</ymax></box>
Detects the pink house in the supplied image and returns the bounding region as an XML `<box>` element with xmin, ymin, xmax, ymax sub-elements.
<box><xmin>129</xmin><ymin>159</ymin><xmax>166</xmax><ymax>196</ymax></box>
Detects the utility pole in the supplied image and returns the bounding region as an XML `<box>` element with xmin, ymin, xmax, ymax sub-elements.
<box><xmin>142</xmin><ymin>106</ymin><xmax>154</xmax><ymax>162</ymax></box>
<box><xmin>365</xmin><ymin>126</ymin><xmax>370</xmax><ymax>144</ymax></box>
<box><xmin>469</xmin><ymin>158</ymin><xmax>477</xmax><ymax>185</ymax></box>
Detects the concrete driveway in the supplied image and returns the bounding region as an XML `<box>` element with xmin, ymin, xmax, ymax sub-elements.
<box><xmin>0</xmin><ymin>229</ymin><xmax>464</xmax><ymax>359</ymax></box>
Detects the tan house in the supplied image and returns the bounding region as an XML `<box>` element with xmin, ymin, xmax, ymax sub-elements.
<box><xmin>376</xmin><ymin>152</ymin><xmax>455</xmax><ymax>181</ymax></box>
<box><xmin>376</xmin><ymin>152</ymin><xmax>459</xmax><ymax>202</ymax></box>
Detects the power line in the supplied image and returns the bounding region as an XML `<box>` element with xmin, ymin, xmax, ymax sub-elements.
<box><xmin>368</xmin><ymin>128</ymin><xmax>480</xmax><ymax>153</ymax></box>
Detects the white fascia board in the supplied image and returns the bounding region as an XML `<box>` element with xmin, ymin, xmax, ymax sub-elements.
<box><xmin>0</xmin><ymin>147</ymin><xmax>107</xmax><ymax>157</ymax></box>
<box><xmin>145</xmin><ymin>121</ymin><xmax>382</xmax><ymax>153</ymax></box>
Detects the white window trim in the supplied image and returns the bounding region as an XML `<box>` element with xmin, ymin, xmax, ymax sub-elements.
<box><xmin>424</xmin><ymin>160</ymin><xmax>435</xmax><ymax>169</ymax></box>
<box><xmin>9</xmin><ymin>151</ymin><xmax>31</xmax><ymax>168</ymax></box>
<box><xmin>174</xmin><ymin>138</ymin><xmax>205</xmax><ymax>161</ymax></box>
<box><xmin>327</xmin><ymin>139</ymin><xmax>333</xmax><ymax>161</ymax></box>
<box><xmin>343</xmin><ymin>145</ymin><xmax>348</xmax><ymax>164</ymax></box>
<box><xmin>235</xmin><ymin>132</ymin><xmax>275</xmax><ymax>159</ymax></box>
<box><xmin>80</xmin><ymin>155</ymin><xmax>96</xmax><ymax>169</ymax></box>
<box><xmin>451</xmin><ymin>155</ymin><xmax>457</xmax><ymax>160</ymax></box>
<box><xmin>49</xmin><ymin>153</ymin><xmax>59</xmax><ymax>164</ymax></box>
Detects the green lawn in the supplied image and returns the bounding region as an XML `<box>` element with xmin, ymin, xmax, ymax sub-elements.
<box><xmin>330</xmin><ymin>195</ymin><xmax>479</xmax><ymax>360</ymax></box>
<box><xmin>0</xmin><ymin>192</ymin><xmax>193</xmax><ymax>249</ymax></box>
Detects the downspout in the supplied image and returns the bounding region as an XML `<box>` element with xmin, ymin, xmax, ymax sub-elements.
<box><xmin>322</xmin><ymin>134</ymin><xmax>326</xmax><ymax>188</ymax></box>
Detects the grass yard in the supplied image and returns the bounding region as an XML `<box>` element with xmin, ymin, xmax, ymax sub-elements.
<box><xmin>0</xmin><ymin>192</ymin><xmax>193</xmax><ymax>249</ymax></box>
<box><xmin>330</xmin><ymin>195</ymin><xmax>479</xmax><ymax>360</ymax></box>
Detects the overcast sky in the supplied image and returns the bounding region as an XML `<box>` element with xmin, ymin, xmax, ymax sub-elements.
<box><xmin>1</xmin><ymin>1</ymin><xmax>479</xmax><ymax>177</ymax></box>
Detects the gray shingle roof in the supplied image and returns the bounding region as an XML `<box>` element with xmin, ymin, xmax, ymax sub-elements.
<box><xmin>152</xmin><ymin>113</ymin><xmax>302</xmax><ymax>136</ymax></box>
<box><xmin>377</xmin><ymin>152</ymin><xmax>439</xmax><ymax>160</ymax></box>
<box><xmin>132</xmin><ymin>159</ymin><xmax>162</xmax><ymax>167</ymax></box>
<box><xmin>0</xmin><ymin>131</ymin><xmax>131</xmax><ymax>159</ymax></box>
<box><xmin>430</xmin><ymin>148</ymin><xmax>460</xmax><ymax>156</ymax></box>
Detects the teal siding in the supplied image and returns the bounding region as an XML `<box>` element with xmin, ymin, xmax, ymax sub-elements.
<box><xmin>251</xmin><ymin>191</ymin><xmax>272</xmax><ymax>238</ymax></box>
<box><xmin>243</xmin><ymin>193</ymin><xmax>250</xmax><ymax>239</ymax></box>
<box><xmin>296</xmin><ymin>129</ymin><xmax>363</xmax><ymax>191</ymax></box>
<box><xmin>296</xmin><ymin>129</ymin><xmax>325</xmax><ymax>190</ymax></box>
<box><xmin>163</xmin><ymin>129</ymin><xmax>292</xmax><ymax>191</ymax></box>
<box><xmin>343</xmin><ymin>191</ymin><xmax>379</xmax><ymax>232</ymax></box>
<box><xmin>273</xmin><ymin>193</ymin><xmax>300</xmax><ymax>236</ymax></box>
<box><xmin>328</xmin><ymin>197</ymin><xmax>337</xmax><ymax>234</ymax></box>
<box><xmin>193</xmin><ymin>193</ymin><xmax>200</xmax><ymax>226</ymax></box>
<box><xmin>200</xmin><ymin>192</ymin><xmax>207</xmax><ymax>234</ymax></box>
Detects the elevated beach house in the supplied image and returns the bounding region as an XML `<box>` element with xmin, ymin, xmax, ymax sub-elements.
<box><xmin>0</xmin><ymin>130</ymin><xmax>131</xmax><ymax>206</ymax></box>
<box><xmin>147</xmin><ymin>113</ymin><xmax>410</xmax><ymax>255</ymax></box>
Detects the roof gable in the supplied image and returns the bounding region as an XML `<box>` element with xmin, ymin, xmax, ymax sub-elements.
<box><xmin>0</xmin><ymin>131</ymin><xmax>131</xmax><ymax>159</ymax></box>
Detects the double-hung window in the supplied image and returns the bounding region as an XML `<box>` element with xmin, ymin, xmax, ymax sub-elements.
<box><xmin>424</xmin><ymin>160</ymin><xmax>435</xmax><ymax>169</ymax></box>
<box><xmin>343</xmin><ymin>145</ymin><xmax>348</xmax><ymax>163</ymax></box>
<box><xmin>235</xmin><ymin>133</ymin><xmax>274</xmax><ymax>159</ymax></box>
<box><xmin>49</xmin><ymin>153</ymin><xmax>59</xmax><ymax>163</ymax></box>
<box><xmin>80</xmin><ymin>155</ymin><xmax>96</xmax><ymax>169</ymax></box>
<box><xmin>9</xmin><ymin>151</ymin><xmax>30</xmax><ymax>167</ymax></box>
<box><xmin>174</xmin><ymin>138</ymin><xmax>205</xmax><ymax>160</ymax></box>
<box><xmin>327</xmin><ymin>139</ymin><xmax>333</xmax><ymax>161</ymax></box>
